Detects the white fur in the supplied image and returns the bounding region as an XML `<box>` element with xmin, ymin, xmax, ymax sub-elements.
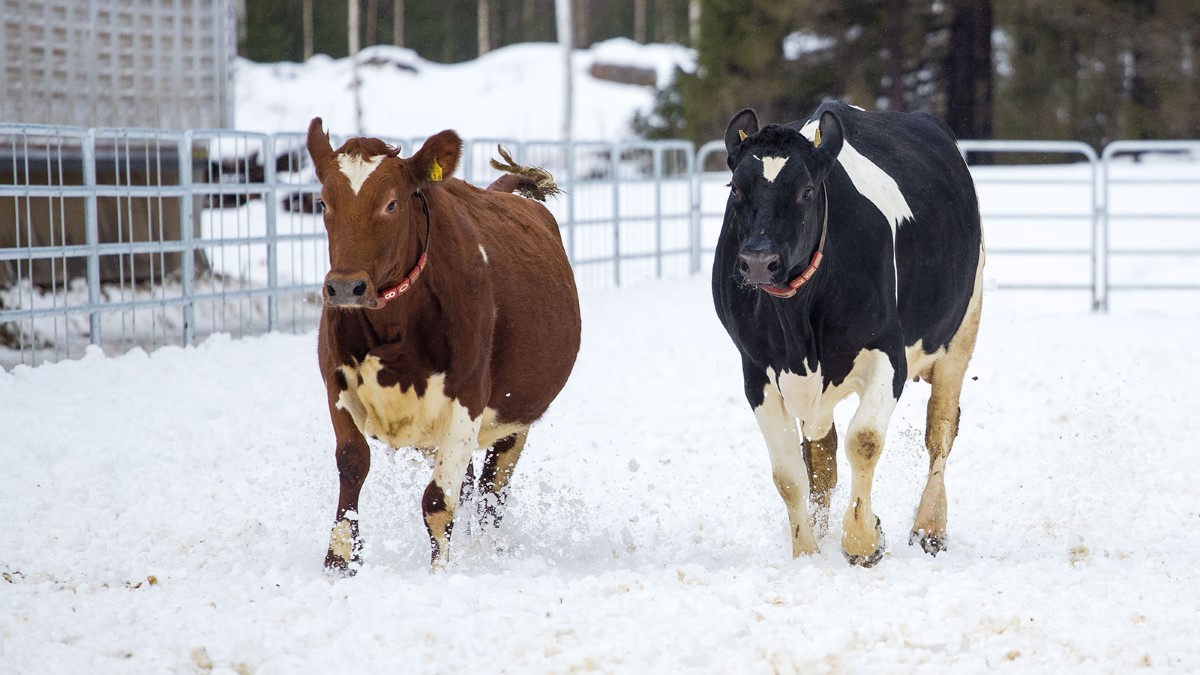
<box><xmin>799</xmin><ymin>120</ymin><xmax>913</xmax><ymax>231</ymax></box>
<box><xmin>337</xmin><ymin>154</ymin><xmax>385</xmax><ymax>195</ymax></box>
<box><xmin>801</xmin><ymin>118</ymin><xmax>910</xmax><ymax>300</ymax></box>
<box><xmin>479</xmin><ymin>245</ymin><xmax>489</xmax><ymax>264</ymax></box>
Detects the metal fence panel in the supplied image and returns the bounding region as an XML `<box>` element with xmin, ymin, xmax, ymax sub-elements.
<box><xmin>958</xmin><ymin>140</ymin><xmax>1100</xmax><ymax>310</ymax></box>
<box><xmin>3</xmin><ymin>127</ymin><xmax>1198</xmax><ymax>369</ymax></box>
<box><xmin>1101</xmin><ymin>140</ymin><xmax>1200</xmax><ymax>313</ymax></box>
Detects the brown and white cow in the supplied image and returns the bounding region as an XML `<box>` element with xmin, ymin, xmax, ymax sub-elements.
<box><xmin>305</xmin><ymin>119</ymin><xmax>581</xmax><ymax>573</ymax></box>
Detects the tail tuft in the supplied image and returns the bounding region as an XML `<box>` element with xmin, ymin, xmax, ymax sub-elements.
<box><xmin>487</xmin><ymin>145</ymin><xmax>562</xmax><ymax>202</ymax></box>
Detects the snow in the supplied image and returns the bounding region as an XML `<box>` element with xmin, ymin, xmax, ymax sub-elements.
<box><xmin>234</xmin><ymin>38</ymin><xmax>695</xmax><ymax>142</ymax></box>
<box><xmin>3</xmin><ymin>280</ymin><xmax>1200</xmax><ymax>672</ymax></box>
<box><xmin>4</xmin><ymin>40</ymin><xmax>1200</xmax><ymax>673</ymax></box>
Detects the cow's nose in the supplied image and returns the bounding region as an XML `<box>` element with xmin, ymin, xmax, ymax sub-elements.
<box><xmin>737</xmin><ymin>251</ymin><xmax>781</xmax><ymax>284</ymax></box>
<box><xmin>324</xmin><ymin>273</ymin><xmax>370</xmax><ymax>306</ymax></box>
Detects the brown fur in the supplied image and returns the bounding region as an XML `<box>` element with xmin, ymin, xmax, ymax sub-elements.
<box><xmin>306</xmin><ymin>118</ymin><xmax>581</xmax><ymax>573</ymax></box>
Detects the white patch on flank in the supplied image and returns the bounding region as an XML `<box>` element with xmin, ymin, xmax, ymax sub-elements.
<box><xmin>478</xmin><ymin>245</ymin><xmax>489</xmax><ymax>264</ymax></box>
<box><xmin>756</xmin><ymin>155</ymin><xmax>789</xmax><ymax>183</ymax></box>
<box><xmin>337</xmin><ymin>153</ymin><xmax>386</xmax><ymax>195</ymax></box>
<box><xmin>801</xmin><ymin>118</ymin><xmax>910</xmax><ymax>300</ymax></box>
<box><xmin>799</xmin><ymin>120</ymin><xmax>913</xmax><ymax>231</ymax></box>
<box><xmin>335</xmin><ymin>357</ymin><xmax>524</xmax><ymax>451</ymax></box>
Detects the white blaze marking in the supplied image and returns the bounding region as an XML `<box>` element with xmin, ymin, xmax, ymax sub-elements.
<box><xmin>478</xmin><ymin>245</ymin><xmax>489</xmax><ymax>264</ymax></box>
<box><xmin>337</xmin><ymin>153</ymin><xmax>386</xmax><ymax>195</ymax></box>
<box><xmin>757</xmin><ymin>155</ymin><xmax>789</xmax><ymax>182</ymax></box>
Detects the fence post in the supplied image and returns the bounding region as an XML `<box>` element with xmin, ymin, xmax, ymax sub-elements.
<box><xmin>565</xmin><ymin>141</ymin><xmax>576</xmax><ymax>265</ymax></box>
<box><xmin>690</xmin><ymin>148</ymin><xmax>701</xmax><ymax>275</ymax></box>
<box><xmin>180</xmin><ymin>131</ymin><xmax>195</xmax><ymax>347</ymax></box>
<box><xmin>264</xmin><ymin>134</ymin><xmax>278</xmax><ymax>331</ymax></box>
<box><xmin>1093</xmin><ymin>149</ymin><xmax>1106</xmax><ymax>312</ymax></box>
<box><xmin>83</xmin><ymin>129</ymin><xmax>101</xmax><ymax>346</ymax></box>
<box><xmin>611</xmin><ymin>143</ymin><xmax>621</xmax><ymax>287</ymax></box>
<box><xmin>653</xmin><ymin>143</ymin><xmax>663</xmax><ymax>279</ymax></box>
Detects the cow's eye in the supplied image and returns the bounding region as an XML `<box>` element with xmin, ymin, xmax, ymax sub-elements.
<box><xmin>386</xmin><ymin>200</ymin><xmax>397</xmax><ymax>213</ymax></box>
<box><xmin>801</xmin><ymin>186</ymin><xmax>814</xmax><ymax>202</ymax></box>
<box><xmin>727</xmin><ymin>182</ymin><xmax>741</xmax><ymax>200</ymax></box>
<box><xmin>316</xmin><ymin>198</ymin><xmax>327</xmax><ymax>212</ymax></box>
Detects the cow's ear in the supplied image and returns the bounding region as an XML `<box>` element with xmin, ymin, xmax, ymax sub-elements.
<box><xmin>306</xmin><ymin>117</ymin><xmax>333</xmax><ymax>183</ymax></box>
<box><xmin>810</xmin><ymin>110</ymin><xmax>844</xmax><ymax>181</ymax></box>
<box><xmin>411</xmin><ymin>130</ymin><xmax>462</xmax><ymax>187</ymax></box>
<box><xmin>724</xmin><ymin>108</ymin><xmax>760</xmax><ymax>166</ymax></box>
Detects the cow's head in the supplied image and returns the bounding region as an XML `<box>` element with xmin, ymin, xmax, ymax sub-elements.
<box><xmin>722</xmin><ymin>108</ymin><xmax>844</xmax><ymax>289</ymax></box>
<box><xmin>306</xmin><ymin>117</ymin><xmax>462</xmax><ymax>309</ymax></box>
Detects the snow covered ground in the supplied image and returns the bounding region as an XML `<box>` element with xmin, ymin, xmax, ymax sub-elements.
<box><xmin>4</xmin><ymin>39</ymin><xmax>1200</xmax><ymax>674</ymax></box>
<box><xmin>3</xmin><ymin>277</ymin><xmax>1200</xmax><ymax>673</ymax></box>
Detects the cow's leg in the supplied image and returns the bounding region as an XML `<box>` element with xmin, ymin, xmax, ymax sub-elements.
<box><xmin>802</xmin><ymin>425</ymin><xmax>838</xmax><ymax>536</ymax></box>
<box><xmin>325</xmin><ymin>395</ymin><xmax>370</xmax><ymax>575</ymax></box>
<box><xmin>754</xmin><ymin>383</ymin><xmax>818</xmax><ymax>557</ymax></box>
<box><xmin>841</xmin><ymin>351</ymin><xmax>898</xmax><ymax>567</ymax></box>
<box><xmin>422</xmin><ymin>403</ymin><xmax>482</xmax><ymax>569</ymax></box>
<box><xmin>477</xmin><ymin>428</ymin><xmax>530</xmax><ymax>527</ymax></box>
<box><xmin>912</xmin><ymin>276</ymin><xmax>983</xmax><ymax>555</ymax></box>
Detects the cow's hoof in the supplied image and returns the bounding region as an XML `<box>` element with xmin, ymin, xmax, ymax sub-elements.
<box><xmin>909</xmin><ymin>529</ymin><xmax>947</xmax><ymax>556</ymax></box>
<box><xmin>324</xmin><ymin>551</ymin><xmax>361</xmax><ymax>577</ymax></box>
<box><xmin>844</xmin><ymin>517</ymin><xmax>885</xmax><ymax>567</ymax></box>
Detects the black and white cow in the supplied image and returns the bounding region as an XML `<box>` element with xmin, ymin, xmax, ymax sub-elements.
<box><xmin>712</xmin><ymin>101</ymin><xmax>984</xmax><ymax>566</ymax></box>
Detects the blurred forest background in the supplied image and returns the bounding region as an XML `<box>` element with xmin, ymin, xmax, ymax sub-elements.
<box><xmin>239</xmin><ymin>0</ymin><xmax>1200</xmax><ymax>148</ymax></box>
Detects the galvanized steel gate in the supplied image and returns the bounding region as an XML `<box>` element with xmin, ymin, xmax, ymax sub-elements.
<box><xmin>3</xmin><ymin>126</ymin><xmax>1199</xmax><ymax>369</ymax></box>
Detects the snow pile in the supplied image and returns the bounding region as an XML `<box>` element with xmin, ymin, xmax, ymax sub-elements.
<box><xmin>235</xmin><ymin>38</ymin><xmax>695</xmax><ymax>142</ymax></box>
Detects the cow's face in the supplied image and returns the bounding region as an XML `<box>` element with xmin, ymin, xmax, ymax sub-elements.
<box><xmin>722</xmin><ymin>109</ymin><xmax>844</xmax><ymax>288</ymax></box>
<box><xmin>306</xmin><ymin>117</ymin><xmax>461</xmax><ymax>309</ymax></box>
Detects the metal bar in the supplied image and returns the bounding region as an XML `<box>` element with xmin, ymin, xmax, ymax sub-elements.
<box><xmin>83</xmin><ymin>129</ymin><xmax>101</xmax><ymax>345</ymax></box>
<box><xmin>611</xmin><ymin>143</ymin><xmax>621</xmax><ymax>286</ymax></box>
<box><xmin>653</xmin><ymin>145</ymin><xmax>663</xmax><ymax>278</ymax></box>
<box><xmin>180</xmin><ymin>131</ymin><xmax>195</xmax><ymax>347</ymax></box>
<box><xmin>265</xmin><ymin>134</ymin><xmax>279</xmax><ymax>331</ymax></box>
<box><xmin>1107</xmin><ymin>283</ymin><xmax>1200</xmax><ymax>291</ymax></box>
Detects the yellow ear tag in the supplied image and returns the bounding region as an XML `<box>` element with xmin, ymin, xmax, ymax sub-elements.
<box><xmin>813</xmin><ymin>128</ymin><xmax>822</xmax><ymax>148</ymax></box>
<box><xmin>738</xmin><ymin>130</ymin><xmax>748</xmax><ymax>142</ymax></box>
<box><xmin>429</xmin><ymin>158</ymin><xmax>443</xmax><ymax>182</ymax></box>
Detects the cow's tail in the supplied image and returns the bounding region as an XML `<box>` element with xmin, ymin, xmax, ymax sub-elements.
<box><xmin>486</xmin><ymin>145</ymin><xmax>562</xmax><ymax>202</ymax></box>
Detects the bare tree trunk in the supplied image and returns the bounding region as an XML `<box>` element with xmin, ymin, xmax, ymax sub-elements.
<box><xmin>556</xmin><ymin>0</ymin><xmax>573</xmax><ymax>140</ymax></box>
<box><xmin>366</xmin><ymin>0</ymin><xmax>378</xmax><ymax>45</ymax></box>
<box><xmin>572</xmin><ymin>0</ymin><xmax>586</xmax><ymax>49</ymax></box>
<box><xmin>523</xmin><ymin>0</ymin><xmax>537</xmax><ymax>42</ymax></box>
<box><xmin>393</xmin><ymin>0</ymin><xmax>404</xmax><ymax>47</ymax></box>
<box><xmin>944</xmin><ymin>0</ymin><xmax>993</xmax><ymax>139</ymax></box>
<box><xmin>885</xmin><ymin>0</ymin><xmax>907</xmax><ymax>111</ymax></box>
<box><xmin>478</xmin><ymin>0</ymin><xmax>491</xmax><ymax>56</ymax></box>
<box><xmin>349</xmin><ymin>0</ymin><xmax>363</xmax><ymax>133</ymax></box>
<box><xmin>634</xmin><ymin>0</ymin><xmax>646</xmax><ymax>44</ymax></box>
<box><xmin>654</xmin><ymin>0</ymin><xmax>673</xmax><ymax>43</ymax></box>
<box><xmin>688</xmin><ymin>0</ymin><xmax>700</xmax><ymax>47</ymax></box>
<box><xmin>302</xmin><ymin>0</ymin><xmax>313</xmax><ymax>60</ymax></box>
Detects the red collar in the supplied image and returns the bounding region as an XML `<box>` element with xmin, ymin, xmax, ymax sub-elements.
<box><xmin>760</xmin><ymin>184</ymin><xmax>829</xmax><ymax>299</ymax></box>
<box><xmin>374</xmin><ymin>252</ymin><xmax>427</xmax><ymax>308</ymax></box>
<box><xmin>372</xmin><ymin>190</ymin><xmax>432</xmax><ymax>310</ymax></box>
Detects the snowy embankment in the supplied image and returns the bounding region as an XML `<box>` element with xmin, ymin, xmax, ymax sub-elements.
<box><xmin>234</xmin><ymin>38</ymin><xmax>694</xmax><ymax>141</ymax></box>
<box><xmin>3</xmin><ymin>277</ymin><xmax>1199</xmax><ymax>673</ymax></box>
